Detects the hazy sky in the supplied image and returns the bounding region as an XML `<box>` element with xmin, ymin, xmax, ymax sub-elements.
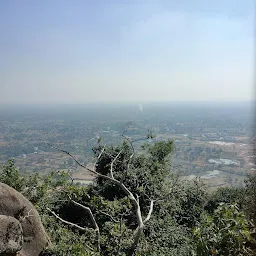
<box><xmin>0</xmin><ymin>1</ymin><xmax>255</xmax><ymax>104</ymax></box>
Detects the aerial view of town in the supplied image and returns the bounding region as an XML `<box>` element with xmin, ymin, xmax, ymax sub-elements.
<box><xmin>0</xmin><ymin>101</ymin><xmax>254</xmax><ymax>190</ymax></box>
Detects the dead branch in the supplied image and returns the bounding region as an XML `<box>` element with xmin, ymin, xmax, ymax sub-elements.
<box><xmin>70</xmin><ymin>199</ymin><xmax>101</xmax><ymax>252</ymax></box>
<box><xmin>47</xmin><ymin>199</ymin><xmax>101</xmax><ymax>252</ymax></box>
<box><xmin>20</xmin><ymin>209</ymin><xmax>34</xmax><ymax>221</ymax></box>
<box><xmin>122</xmin><ymin>130</ymin><xmax>135</xmax><ymax>155</ymax></box>
<box><xmin>110</xmin><ymin>149</ymin><xmax>123</xmax><ymax>179</ymax></box>
<box><xmin>48</xmin><ymin>143</ymin><xmax>111</xmax><ymax>180</ymax></box>
<box><xmin>121</xmin><ymin>130</ymin><xmax>135</xmax><ymax>175</ymax></box>
<box><xmin>47</xmin><ymin>207</ymin><xmax>87</xmax><ymax>232</ymax></box>
<box><xmin>92</xmin><ymin>146</ymin><xmax>106</xmax><ymax>173</ymax></box>
<box><xmin>120</xmin><ymin>130</ymin><xmax>152</xmax><ymax>184</ymax></box>
<box><xmin>143</xmin><ymin>200</ymin><xmax>154</xmax><ymax>224</ymax></box>
<box><xmin>99</xmin><ymin>210</ymin><xmax>119</xmax><ymax>223</ymax></box>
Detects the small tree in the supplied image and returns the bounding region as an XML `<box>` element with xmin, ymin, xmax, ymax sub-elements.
<box><xmin>0</xmin><ymin>159</ymin><xmax>25</xmax><ymax>191</ymax></box>
<box><xmin>47</xmin><ymin>135</ymin><xmax>185</xmax><ymax>255</ymax></box>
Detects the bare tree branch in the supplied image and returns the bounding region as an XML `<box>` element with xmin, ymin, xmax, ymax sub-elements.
<box><xmin>92</xmin><ymin>146</ymin><xmax>105</xmax><ymax>172</ymax></box>
<box><xmin>110</xmin><ymin>149</ymin><xmax>123</xmax><ymax>179</ymax></box>
<box><xmin>48</xmin><ymin>143</ymin><xmax>111</xmax><ymax>180</ymax></box>
<box><xmin>120</xmin><ymin>131</ymin><xmax>136</xmax><ymax>184</ymax></box>
<box><xmin>70</xmin><ymin>199</ymin><xmax>101</xmax><ymax>252</ymax></box>
<box><xmin>121</xmin><ymin>130</ymin><xmax>152</xmax><ymax>182</ymax></box>
<box><xmin>143</xmin><ymin>200</ymin><xmax>154</xmax><ymax>224</ymax></box>
<box><xmin>20</xmin><ymin>209</ymin><xmax>34</xmax><ymax>222</ymax></box>
<box><xmin>121</xmin><ymin>130</ymin><xmax>135</xmax><ymax>173</ymax></box>
<box><xmin>47</xmin><ymin>198</ymin><xmax>101</xmax><ymax>252</ymax></box>
<box><xmin>47</xmin><ymin>207</ymin><xmax>87</xmax><ymax>232</ymax></box>
<box><xmin>121</xmin><ymin>130</ymin><xmax>135</xmax><ymax>155</ymax></box>
<box><xmin>99</xmin><ymin>210</ymin><xmax>119</xmax><ymax>223</ymax></box>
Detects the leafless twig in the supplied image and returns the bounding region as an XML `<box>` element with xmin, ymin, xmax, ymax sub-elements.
<box><xmin>121</xmin><ymin>130</ymin><xmax>135</xmax><ymax>166</ymax></box>
<box><xmin>99</xmin><ymin>210</ymin><xmax>119</xmax><ymax>223</ymax></box>
<box><xmin>110</xmin><ymin>149</ymin><xmax>123</xmax><ymax>179</ymax></box>
<box><xmin>143</xmin><ymin>200</ymin><xmax>154</xmax><ymax>224</ymax></box>
<box><xmin>92</xmin><ymin>146</ymin><xmax>106</xmax><ymax>172</ymax></box>
<box><xmin>20</xmin><ymin>209</ymin><xmax>34</xmax><ymax>221</ymax></box>
<box><xmin>47</xmin><ymin>207</ymin><xmax>87</xmax><ymax>231</ymax></box>
<box><xmin>70</xmin><ymin>199</ymin><xmax>101</xmax><ymax>252</ymax></box>
<box><xmin>47</xmin><ymin>198</ymin><xmax>101</xmax><ymax>252</ymax></box>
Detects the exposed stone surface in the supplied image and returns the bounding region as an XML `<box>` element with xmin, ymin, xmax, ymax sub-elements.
<box><xmin>0</xmin><ymin>215</ymin><xmax>23</xmax><ymax>255</ymax></box>
<box><xmin>0</xmin><ymin>182</ymin><xmax>50</xmax><ymax>256</ymax></box>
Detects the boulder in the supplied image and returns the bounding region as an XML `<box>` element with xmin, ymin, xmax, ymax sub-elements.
<box><xmin>0</xmin><ymin>182</ymin><xmax>50</xmax><ymax>256</ymax></box>
<box><xmin>0</xmin><ymin>215</ymin><xmax>23</xmax><ymax>255</ymax></box>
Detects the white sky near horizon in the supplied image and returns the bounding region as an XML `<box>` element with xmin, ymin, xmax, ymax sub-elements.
<box><xmin>0</xmin><ymin>1</ymin><xmax>255</xmax><ymax>104</ymax></box>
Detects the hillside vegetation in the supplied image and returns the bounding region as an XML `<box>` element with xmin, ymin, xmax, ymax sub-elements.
<box><xmin>1</xmin><ymin>138</ymin><xmax>255</xmax><ymax>256</ymax></box>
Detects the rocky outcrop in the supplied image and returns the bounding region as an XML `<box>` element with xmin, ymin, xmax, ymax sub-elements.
<box><xmin>0</xmin><ymin>182</ymin><xmax>50</xmax><ymax>256</ymax></box>
<box><xmin>0</xmin><ymin>215</ymin><xmax>23</xmax><ymax>255</ymax></box>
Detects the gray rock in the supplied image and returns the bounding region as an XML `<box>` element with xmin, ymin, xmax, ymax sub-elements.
<box><xmin>0</xmin><ymin>215</ymin><xmax>23</xmax><ymax>254</ymax></box>
<box><xmin>0</xmin><ymin>183</ymin><xmax>51</xmax><ymax>256</ymax></box>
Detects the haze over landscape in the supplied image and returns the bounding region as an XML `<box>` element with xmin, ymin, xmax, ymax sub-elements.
<box><xmin>1</xmin><ymin>0</ymin><xmax>254</xmax><ymax>104</ymax></box>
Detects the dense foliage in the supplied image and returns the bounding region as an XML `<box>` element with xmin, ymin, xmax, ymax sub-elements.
<box><xmin>1</xmin><ymin>139</ymin><xmax>255</xmax><ymax>255</ymax></box>
<box><xmin>245</xmin><ymin>173</ymin><xmax>256</xmax><ymax>226</ymax></box>
<box><xmin>193</xmin><ymin>203</ymin><xmax>254</xmax><ymax>256</ymax></box>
